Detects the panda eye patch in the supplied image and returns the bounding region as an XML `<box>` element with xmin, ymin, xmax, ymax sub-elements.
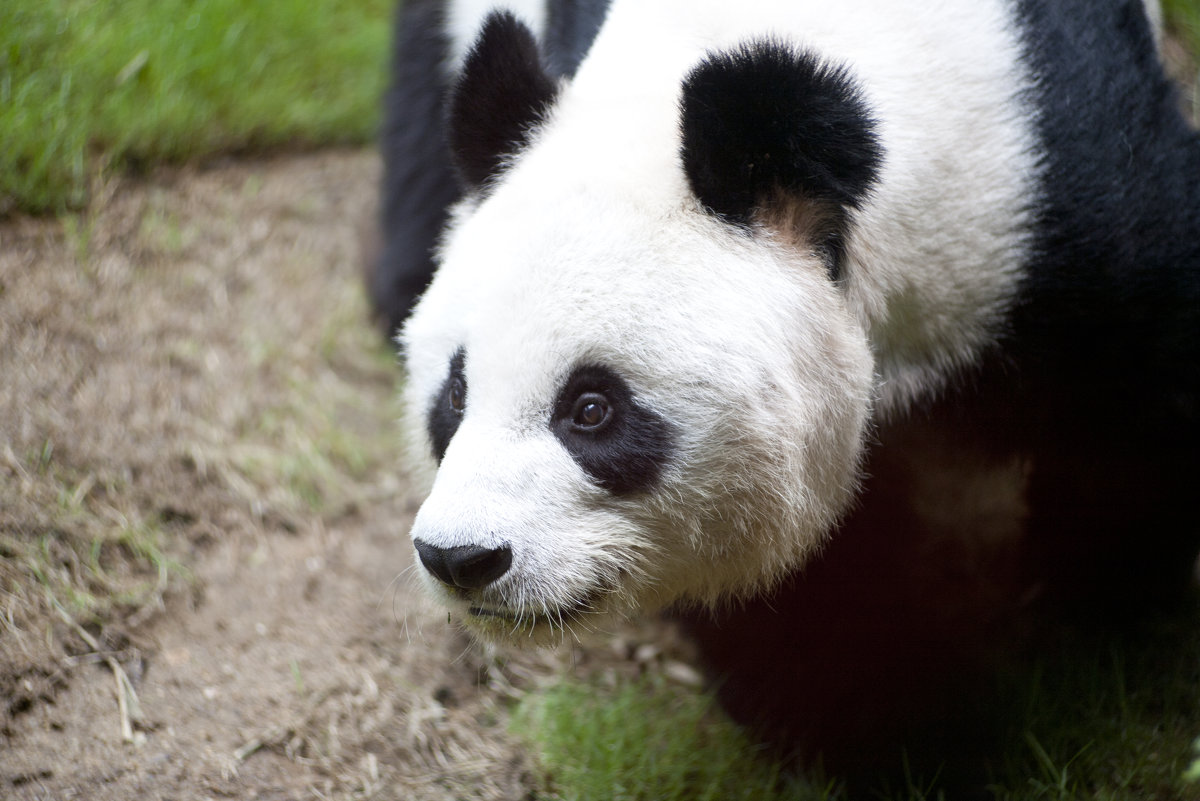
<box><xmin>551</xmin><ymin>364</ymin><xmax>674</xmax><ymax>495</ymax></box>
<box><xmin>570</xmin><ymin>393</ymin><xmax>611</xmax><ymax>431</ymax></box>
<box><xmin>427</xmin><ymin>348</ymin><xmax>467</xmax><ymax>463</ymax></box>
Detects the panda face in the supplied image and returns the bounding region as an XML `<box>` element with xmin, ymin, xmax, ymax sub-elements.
<box><xmin>402</xmin><ymin>178</ymin><xmax>875</xmax><ymax>642</ymax></box>
<box><xmin>395</xmin><ymin>0</ymin><xmax>1052</xmax><ymax>642</ymax></box>
<box><xmin>395</xmin><ymin>9</ymin><xmax>909</xmax><ymax>643</ymax></box>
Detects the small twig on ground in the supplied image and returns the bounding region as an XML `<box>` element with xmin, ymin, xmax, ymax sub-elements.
<box><xmin>233</xmin><ymin>685</ymin><xmax>337</xmax><ymax>763</ymax></box>
<box><xmin>233</xmin><ymin>732</ymin><xmax>276</xmax><ymax>762</ymax></box>
<box><xmin>51</xmin><ymin>596</ymin><xmax>144</xmax><ymax>743</ymax></box>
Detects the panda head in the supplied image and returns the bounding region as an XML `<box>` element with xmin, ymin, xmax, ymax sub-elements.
<box><xmin>401</xmin><ymin>12</ymin><xmax>881</xmax><ymax>643</ymax></box>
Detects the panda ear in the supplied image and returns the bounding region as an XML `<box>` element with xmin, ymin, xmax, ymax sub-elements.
<box><xmin>679</xmin><ymin>40</ymin><xmax>882</xmax><ymax>227</ymax></box>
<box><xmin>448</xmin><ymin>11</ymin><xmax>559</xmax><ymax>190</ymax></box>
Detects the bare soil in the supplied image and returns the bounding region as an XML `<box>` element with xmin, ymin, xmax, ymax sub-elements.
<box><xmin>0</xmin><ymin>151</ymin><xmax>683</xmax><ymax>800</ymax></box>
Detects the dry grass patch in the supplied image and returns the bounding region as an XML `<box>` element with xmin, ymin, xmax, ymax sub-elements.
<box><xmin>0</xmin><ymin>150</ymin><xmax>400</xmax><ymax>735</ymax></box>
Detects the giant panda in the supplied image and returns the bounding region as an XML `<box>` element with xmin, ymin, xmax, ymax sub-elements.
<box><xmin>377</xmin><ymin>0</ymin><xmax>1200</xmax><ymax>770</ymax></box>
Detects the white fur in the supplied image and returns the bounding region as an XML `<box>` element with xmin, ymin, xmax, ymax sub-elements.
<box><xmin>1143</xmin><ymin>0</ymin><xmax>1164</xmax><ymax>49</ymax></box>
<box><xmin>404</xmin><ymin>0</ymin><xmax>1040</xmax><ymax>642</ymax></box>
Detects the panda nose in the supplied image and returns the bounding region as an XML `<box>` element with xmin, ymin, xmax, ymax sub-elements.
<box><xmin>413</xmin><ymin>539</ymin><xmax>513</xmax><ymax>590</ymax></box>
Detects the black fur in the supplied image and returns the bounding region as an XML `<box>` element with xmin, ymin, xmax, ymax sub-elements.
<box><xmin>543</xmin><ymin>0</ymin><xmax>611</xmax><ymax>77</ymax></box>
<box><xmin>551</xmin><ymin>364</ymin><xmax>674</xmax><ymax>495</ymax></box>
<box><xmin>371</xmin><ymin>0</ymin><xmax>459</xmax><ymax>341</ymax></box>
<box><xmin>448</xmin><ymin>12</ymin><xmax>559</xmax><ymax>191</ymax></box>
<box><xmin>679</xmin><ymin>39</ymin><xmax>882</xmax><ymax>261</ymax></box>
<box><xmin>995</xmin><ymin>0</ymin><xmax>1200</xmax><ymax>600</ymax></box>
<box><xmin>427</xmin><ymin>348</ymin><xmax>467</xmax><ymax>463</ymax></box>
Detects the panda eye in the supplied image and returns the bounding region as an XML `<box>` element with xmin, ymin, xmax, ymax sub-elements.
<box><xmin>570</xmin><ymin>392</ymin><xmax>611</xmax><ymax>431</ymax></box>
<box><xmin>550</xmin><ymin>364</ymin><xmax>674</xmax><ymax>496</ymax></box>
<box><xmin>448</xmin><ymin>375</ymin><xmax>466</xmax><ymax>414</ymax></box>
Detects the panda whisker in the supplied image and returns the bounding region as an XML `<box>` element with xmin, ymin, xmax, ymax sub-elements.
<box><xmin>381</xmin><ymin>563</ymin><xmax>422</xmax><ymax>615</ymax></box>
<box><xmin>449</xmin><ymin>637</ymin><xmax>481</xmax><ymax>668</ymax></box>
<box><xmin>388</xmin><ymin>563</ymin><xmax>438</xmax><ymax>645</ymax></box>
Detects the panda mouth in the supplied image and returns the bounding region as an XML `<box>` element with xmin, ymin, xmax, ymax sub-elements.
<box><xmin>466</xmin><ymin>595</ymin><xmax>596</xmax><ymax>629</ymax></box>
<box><xmin>466</xmin><ymin>605</ymin><xmax>519</xmax><ymax>620</ymax></box>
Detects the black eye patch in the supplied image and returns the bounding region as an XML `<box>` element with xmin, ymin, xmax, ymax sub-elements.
<box><xmin>427</xmin><ymin>348</ymin><xmax>466</xmax><ymax>462</ymax></box>
<box><xmin>550</xmin><ymin>364</ymin><xmax>675</xmax><ymax>495</ymax></box>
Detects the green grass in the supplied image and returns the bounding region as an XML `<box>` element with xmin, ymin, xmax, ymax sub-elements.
<box><xmin>986</xmin><ymin>616</ymin><xmax>1200</xmax><ymax>801</ymax></box>
<box><xmin>516</xmin><ymin>605</ymin><xmax>1200</xmax><ymax>801</ymax></box>
<box><xmin>2</xmin><ymin>1</ymin><xmax>1195</xmax><ymax>215</ymax></box>
<box><xmin>0</xmin><ymin>0</ymin><xmax>391</xmax><ymax>214</ymax></box>
<box><xmin>1167</xmin><ymin>0</ymin><xmax>1200</xmax><ymax>53</ymax></box>
<box><xmin>513</xmin><ymin>676</ymin><xmax>840</xmax><ymax>801</ymax></box>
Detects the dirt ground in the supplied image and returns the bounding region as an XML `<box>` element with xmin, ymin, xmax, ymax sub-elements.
<box><xmin>0</xmin><ymin>151</ymin><xmax>687</xmax><ymax>800</ymax></box>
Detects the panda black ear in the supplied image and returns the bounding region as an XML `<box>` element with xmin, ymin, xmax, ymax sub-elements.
<box><xmin>448</xmin><ymin>11</ymin><xmax>559</xmax><ymax>190</ymax></box>
<box><xmin>679</xmin><ymin>40</ymin><xmax>882</xmax><ymax>227</ymax></box>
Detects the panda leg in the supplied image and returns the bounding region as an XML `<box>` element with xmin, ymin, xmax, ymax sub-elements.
<box><xmin>370</xmin><ymin>0</ymin><xmax>462</xmax><ymax>345</ymax></box>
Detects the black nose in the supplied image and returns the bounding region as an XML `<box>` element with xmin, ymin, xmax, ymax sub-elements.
<box><xmin>413</xmin><ymin>539</ymin><xmax>513</xmax><ymax>590</ymax></box>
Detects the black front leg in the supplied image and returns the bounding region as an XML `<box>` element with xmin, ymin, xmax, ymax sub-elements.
<box><xmin>371</xmin><ymin>0</ymin><xmax>462</xmax><ymax>344</ymax></box>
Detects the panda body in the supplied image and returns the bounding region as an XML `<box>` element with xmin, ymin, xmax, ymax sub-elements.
<box><xmin>386</xmin><ymin>0</ymin><xmax>1200</xmax><ymax>660</ymax></box>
